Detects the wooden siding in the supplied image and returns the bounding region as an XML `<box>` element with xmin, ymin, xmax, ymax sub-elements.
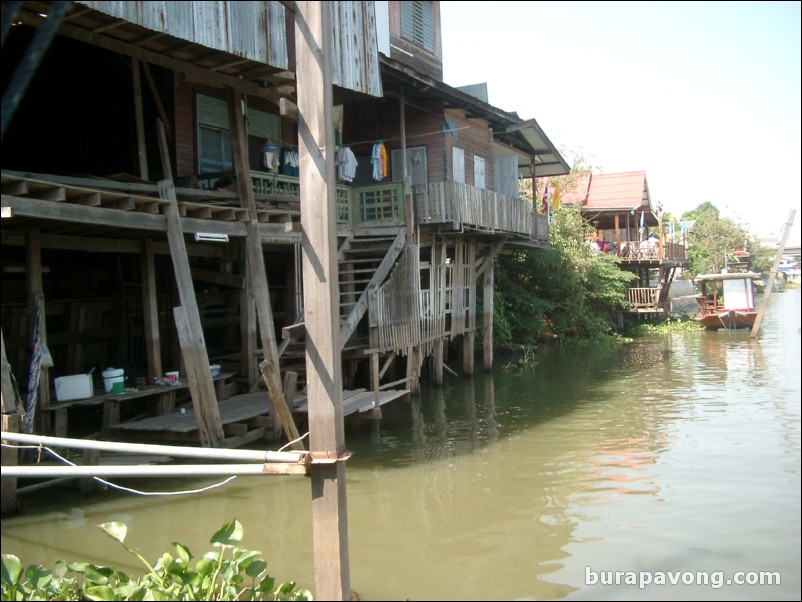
<box><xmin>329</xmin><ymin>2</ymin><xmax>383</xmax><ymax>98</ymax></box>
<box><xmin>444</xmin><ymin>111</ymin><xmax>494</xmax><ymax>190</ymax></box>
<box><xmin>78</xmin><ymin>1</ymin><xmax>289</xmax><ymax>69</ymax></box>
<box><xmin>386</xmin><ymin>0</ymin><xmax>443</xmax><ymax>80</ymax></box>
<box><xmin>370</xmin><ymin>245</ymin><xmax>422</xmax><ymax>354</ymax></box>
<box><xmin>79</xmin><ymin>1</ymin><xmax>382</xmax><ymax>97</ymax></box>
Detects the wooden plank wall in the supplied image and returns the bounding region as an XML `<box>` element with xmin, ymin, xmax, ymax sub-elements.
<box><xmin>370</xmin><ymin>245</ymin><xmax>422</xmax><ymax>355</ymax></box>
<box><xmin>79</xmin><ymin>1</ymin><xmax>289</xmax><ymax>69</ymax></box>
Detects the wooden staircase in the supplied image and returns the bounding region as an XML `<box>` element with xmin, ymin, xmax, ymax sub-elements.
<box><xmin>276</xmin><ymin>229</ymin><xmax>407</xmax><ymax>388</ymax></box>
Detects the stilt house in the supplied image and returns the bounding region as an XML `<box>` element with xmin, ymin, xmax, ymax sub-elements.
<box><xmin>1</xmin><ymin>1</ymin><xmax>569</xmax><ymax>448</ymax></box>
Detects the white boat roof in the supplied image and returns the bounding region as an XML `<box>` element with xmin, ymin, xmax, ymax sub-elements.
<box><xmin>695</xmin><ymin>272</ymin><xmax>761</xmax><ymax>282</ymax></box>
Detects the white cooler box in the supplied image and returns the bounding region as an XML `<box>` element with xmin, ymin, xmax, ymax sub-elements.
<box><xmin>54</xmin><ymin>374</ymin><xmax>94</xmax><ymax>402</ymax></box>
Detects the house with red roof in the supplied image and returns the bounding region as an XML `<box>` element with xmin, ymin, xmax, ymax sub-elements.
<box><xmin>542</xmin><ymin>171</ymin><xmax>689</xmax><ymax>318</ymax></box>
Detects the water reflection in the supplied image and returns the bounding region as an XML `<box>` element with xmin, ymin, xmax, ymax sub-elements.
<box><xmin>1</xmin><ymin>290</ymin><xmax>799</xmax><ymax>601</ymax></box>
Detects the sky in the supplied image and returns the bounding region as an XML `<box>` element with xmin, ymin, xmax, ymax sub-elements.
<box><xmin>439</xmin><ymin>0</ymin><xmax>801</xmax><ymax>246</ymax></box>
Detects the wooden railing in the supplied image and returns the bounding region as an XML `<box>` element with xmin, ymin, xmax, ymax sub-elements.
<box><xmin>196</xmin><ymin>172</ymin><xmax>548</xmax><ymax>240</ymax></box>
<box><xmin>618</xmin><ymin>239</ymin><xmax>686</xmax><ymax>262</ymax></box>
<box><xmin>627</xmin><ymin>287</ymin><xmax>659</xmax><ymax>308</ymax></box>
<box><xmin>414</xmin><ymin>181</ymin><xmax>548</xmax><ymax>242</ymax></box>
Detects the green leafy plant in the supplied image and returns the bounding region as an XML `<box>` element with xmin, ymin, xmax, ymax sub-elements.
<box><xmin>1</xmin><ymin>518</ymin><xmax>312</xmax><ymax>601</ymax></box>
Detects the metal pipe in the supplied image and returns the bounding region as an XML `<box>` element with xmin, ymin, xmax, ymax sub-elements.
<box><xmin>1</xmin><ymin>431</ymin><xmax>306</xmax><ymax>463</ymax></box>
<box><xmin>3</xmin><ymin>464</ymin><xmax>292</xmax><ymax>478</ymax></box>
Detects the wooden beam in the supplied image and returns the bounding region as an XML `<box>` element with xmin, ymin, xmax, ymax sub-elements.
<box><xmin>16</xmin><ymin>13</ymin><xmax>285</xmax><ymax>104</ymax></box>
<box><xmin>483</xmin><ymin>257</ymin><xmax>494</xmax><ymax>371</ymax></box>
<box><xmin>140</xmin><ymin>239</ymin><xmax>162</xmax><ymax>384</ymax></box>
<box><xmin>295</xmin><ymin>3</ymin><xmax>350</xmax><ymax>599</ymax></box>
<box><xmin>1</xmin><ymin>414</ymin><xmax>19</xmax><ymax>516</ymax></box>
<box><xmin>142</xmin><ymin>62</ymin><xmax>172</xmax><ymax>142</ymax></box>
<box><xmin>228</xmin><ymin>87</ymin><xmax>302</xmax><ymax>450</ymax></box>
<box><xmin>160</xmin><ymin>181</ymin><xmax>225</xmax><ymax>447</ymax></box>
<box><xmin>131</xmin><ymin>58</ymin><xmax>149</xmax><ymax>180</ymax></box>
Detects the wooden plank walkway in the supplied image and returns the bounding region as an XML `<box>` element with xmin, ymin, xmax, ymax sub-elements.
<box><xmin>112</xmin><ymin>388</ymin><xmax>409</xmax><ymax>437</ymax></box>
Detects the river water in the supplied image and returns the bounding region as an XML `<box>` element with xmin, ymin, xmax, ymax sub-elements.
<box><xmin>2</xmin><ymin>288</ymin><xmax>800</xmax><ymax>601</ymax></box>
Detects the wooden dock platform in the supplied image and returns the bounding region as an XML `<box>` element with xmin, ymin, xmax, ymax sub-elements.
<box><xmin>111</xmin><ymin>388</ymin><xmax>409</xmax><ymax>447</ymax></box>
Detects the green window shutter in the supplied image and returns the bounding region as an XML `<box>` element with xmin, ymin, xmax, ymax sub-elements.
<box><xmin>400</xmin><ymin>1</ymin><xmax>434</xmax><ymax>53</ymax></box>
<box><xmin>196</xmin><ymin>94</ymin><xmax>281</xmax><ymax>174</ymax></box>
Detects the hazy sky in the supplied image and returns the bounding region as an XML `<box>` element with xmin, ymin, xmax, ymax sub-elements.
<box><xmin>440</xmin><ymin>1</ymin><xmax>801</xmax><ymax>245</ymax></box>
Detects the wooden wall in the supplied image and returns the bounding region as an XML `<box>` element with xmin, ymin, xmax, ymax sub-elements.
<box><xmin>443</xmin><ymin>110</ymin><xmax>495</xmax><ymax>191</ymax></box>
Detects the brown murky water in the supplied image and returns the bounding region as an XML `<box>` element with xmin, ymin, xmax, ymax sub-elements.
<box><xmin>2</xmin><ymin>288</ymin><xmax>800</xmax><ymax>600</ymax></box>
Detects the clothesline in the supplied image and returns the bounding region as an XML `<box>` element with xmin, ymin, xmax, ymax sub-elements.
<box><xmin>341</xmin><ymin>126</ymin><xmax>470</xmax><ymax>149</ymax></box>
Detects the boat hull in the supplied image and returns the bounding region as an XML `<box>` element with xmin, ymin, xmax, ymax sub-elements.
<box><xmin>697</xmin><ymin>309</ymin><xmax>757</xmax><ymax>330</ymax></box>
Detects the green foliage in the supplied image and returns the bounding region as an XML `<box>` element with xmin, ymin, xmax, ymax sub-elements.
<box><xmin>1</xmin><ymin>519</ymin><xmax>312</xmax><ymax>601</ymax></box>
<box><xmin>624</xmin><ymin>314</ymin><xmax>703</xmax><ymax>336</ymax></box>
<box><xmin>492</xmin><ymin>203</ymin><xmax>636</xmax><ymax>346</ymax></box>
<box><xmin>682</xmin><ymin>202</ymin><xmax>756</xmax><ymax>276</ymax></box>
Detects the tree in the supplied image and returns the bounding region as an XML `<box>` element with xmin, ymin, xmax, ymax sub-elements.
<box><xmin>683</xmin><ymin>202</ymin><xmax>754</xmax><ymax>275</ymax></box>
<box><xmin>492</xmin><ymin>164</ymin><xmax>635</xmax><ymax>346</ymax></box>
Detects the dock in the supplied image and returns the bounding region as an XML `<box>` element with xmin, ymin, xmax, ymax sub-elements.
<box><xmin>111</xmin><ymin>388</ymin><xmax>409</xmax><ymax>447</ymax></box>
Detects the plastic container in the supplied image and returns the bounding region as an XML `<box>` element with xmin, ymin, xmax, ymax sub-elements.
<box><xmin>102</xmin><ymin>368</ymin><xmax>125</xmax><ymax>394</ymax></box>
<box><xmin>54</xmin><ymin>374</ymin><xmax>94</xmax><ymax>401</ymax></box>
<box><xmin>210</xmin><ymin>364</ymin><xmax>222</xmax><ymax>378</ymax></box>
<box><xmin>164</xmin><ymin>371</ymin><xmax>180</xmax><ymax>385</ymax></box>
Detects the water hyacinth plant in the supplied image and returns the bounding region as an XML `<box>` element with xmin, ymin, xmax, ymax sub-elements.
<box><xmin>1</xmin><ymin>518</ymin><xmax>312</xmax><ymax>601</ymax></box>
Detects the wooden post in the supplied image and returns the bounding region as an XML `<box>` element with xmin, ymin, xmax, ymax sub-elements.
<box><xmin>751</xmin><ymin>209</ymin><xmax>796</xmax><ymax>338</ymax></box>
<box><xmin>227</xmin><ymin>88</ymin><xmax>302</xmax><ymax>450</ymax></box>
<box><xmin>140</xmin><ymin>239</ymin><xmax>162</xmax><ymax>383</ymax></box>
<box><xmin>159</xmin><ymin>181</ymin><xmax>225</xmax><ymax>447</ymax></box>
<box><xmin>295</xmin><ymin>3</ymin><xmax>350</xmax><ymax>599</ymax></box>
<box><xmin>2</xmin><ymin>330</ymin><xmax>20</xmax><ymax>516</ymax></box>
<box><xmin>132</xmin><ymin>58</ymin><xmax>149</xmax><ymax>180</ymax></box>
<box><xmin>1</xmin><ymin>414</ymin><xmax>19</xmax><ymax>515</ymax></box>
<box><xmin>27</xmin><ymin>229</ymin><xmax>51</xmax><ymax>429</ymax></box>
<box><xmin>157</xmin><ymin>119</ymin><xmax>173</xmax><ymax>182</ymax></box>
<box><xmin>483</xmin><ymin>256</ymin><xmax>494</xmax><ymax>371</ymax></box>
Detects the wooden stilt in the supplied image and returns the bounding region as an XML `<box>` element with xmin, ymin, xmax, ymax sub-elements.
<box><xmin>140</xmin><ymin>239</ymin><xmax>162</xmax><ymax>384</ymax></box>
<box><xmin>295</xmin><ymin>3</ymin><xmax>350</xmax><ymax>598</ymax></box>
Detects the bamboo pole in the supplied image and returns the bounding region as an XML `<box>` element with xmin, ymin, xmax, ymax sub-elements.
<box><xmin>751</xmin><ymin>209</ymin><xmax>796</xmax><ymax>338</ymax></box>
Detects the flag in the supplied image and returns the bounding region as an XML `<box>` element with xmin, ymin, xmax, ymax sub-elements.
<box><xmin>639</xmin><ymin>211</ymin><xmax>645</xmax><ymax>239</ymax></box>
<box><xmin>551</xmin><ymin>181</ymin><xmax>561</xmax><ymax>210</ymax></box>
<box><xmin>541</xmin><ymin>183</ymin><xmax>549</xmax><ymax>215</ymax></box>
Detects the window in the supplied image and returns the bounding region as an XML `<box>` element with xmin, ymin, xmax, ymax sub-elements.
<box><xmin>196</xmin><ymin>94</ymin><xmax>281</xmax><ymax>174</ymax></box>
<box><xmin>391</xmin><ymin>146</ymin><xmax>428</xmax><ymax>187</ymax></box>
<box><xmin>474</xmin><ymin>156</ymin><xmax>486</xmax><ymax>190</ymax></box>
<box><xmin>400</xmin><ymin>1</ymin><xmax>435</xmax><ymax>52</ymax></box>
<box><xmin>452</xmin><ymin>147</ymin><xmax>465</xmax><ymax>184</ymax></box>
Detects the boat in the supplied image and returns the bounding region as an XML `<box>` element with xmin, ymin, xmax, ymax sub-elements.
<box><xmin>694</xmin><ymin>271</ymin><xmax>761</xmax><ymax>330</ymax></box>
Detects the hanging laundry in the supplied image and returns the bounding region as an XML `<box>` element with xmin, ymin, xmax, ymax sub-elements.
<box><xmin>280</xmin><ymin>146</ymin><xmax>299</xmax><ymax>177</ymax></box>
<box><xmin>262</xmin><ymin>141</ymin><xmax>278</xmax><ymax>172</ymax></box>
<box><xmin>338</xmin><ymin>146</ymin><xmax>358</xmax><ymax>183</ymax></box>
<box><xmin>371</xmin><ymin>142</ymin><xmax>388</xmax><ymax>181</ymax></box>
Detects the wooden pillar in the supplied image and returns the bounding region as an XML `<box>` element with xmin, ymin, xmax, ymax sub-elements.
<box><xmin>295</xmin><ymin>3</ymin><xmax>350</xmax><ymax>599</ymax></box>
<box><xmin>132</xmin><ymin>58</ymin><xmax>149</xmax><ymax>180</ymax></box>
<box><xmin>398</xmin><ymin>86</ymin><xmax>414</xmax><ymax>243</ymax></box>
<box><xmin>140</xmin><ymin>239</ymin><xmax>162</xmax><ymax>384</ymax></box>
<box><xmin>27</xmin><ymin>229</ymin><xmax>51</xmax><ymax>430</ymax></box>
<box><xmin>1</xmin><ymin>414</ymin><xmax>19</xmax><ymax>516</ymax></box>
<box><xmin>241</xmin><ymin>245</ymin><xmax>259</xmax><ymax>389</ymax></box>
<box><xmin>159</xmin><ymin>181</ymin><xmax>225</xmax><ymax>447</ymax></box>
<box><xmin>614</xmin><ymin>214</ymin><xmax>621</xmax><ymax>251</ymax></box>
<box><xmin>2</xmin><ymin>330</ymin><xmax>19</xmax><ymax>516</ymax></box>
<box><xmin>483</xmin><ymin>256</ymin><xmax>494</xmax><ymax>371</ymax></box>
